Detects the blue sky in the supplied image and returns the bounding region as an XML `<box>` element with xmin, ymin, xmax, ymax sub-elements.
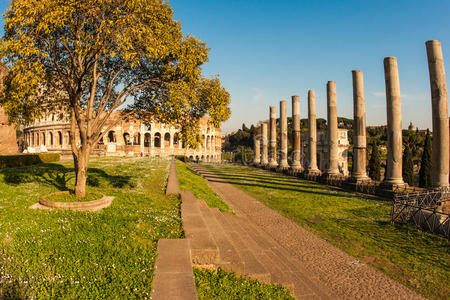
<box><xmin>0</xmin><ymin>0</ymin><xmax>449</xmax><ymax>132</ymax></box>
<box><xmin>170</xmin><ymin>0</ymin><xmax>450</xmax><ymax>132</ymax></box>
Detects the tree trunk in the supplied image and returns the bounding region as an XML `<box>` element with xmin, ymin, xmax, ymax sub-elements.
<box><xmin>74</xmin><ymin>148</ymin><xmax>89</xmax><ymax>198</ymax></box>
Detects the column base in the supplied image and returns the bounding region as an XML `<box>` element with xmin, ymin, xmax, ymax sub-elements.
<box><xmin>381</xmin><ymin>179</ymin><xmax>407</xmax><ymax>190</ymax></box>
<box><xmin>305</xmin><ymin>168</ymin><xmax>321</xmax><ymax>176</ymax></box>
<box><xmin>278</xmin><ymin>161</ymin><xmax>290</xmax><ymax>171</ymax></box>
<box><xmin>268</xmin><ymin>161</ymin><xmax>279</xmax><ymax>169</ymax></box>
<box><xmin>349</xmin><ymin>176</ymin><xmax>371</xmax><ymax>184</ymax></box>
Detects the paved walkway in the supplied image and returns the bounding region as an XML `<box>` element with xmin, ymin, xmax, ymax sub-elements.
<box><xmin>190</xmin><ymin>164</ymin><xmax>423</xmax><ymax>300</ymax></box>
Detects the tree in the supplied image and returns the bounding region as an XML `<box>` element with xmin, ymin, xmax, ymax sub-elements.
<box><xmin>402</xmin><ymin>144</ymin><xmax>414</xmax><ymax>186</ymax></box>
<box><xmin>368</xmin><ymin>142</ymin><xmax>381</xmax><ymax>181</ymax></box>
<box><xmin>419</xmin><ymin>130</ymin><xmax>432</xmax><ymax>189</ymax></box>
<box><xmin>0</xmin><ymin>0</ymin><xmax>230</xmax><ymax>197</ymax></box>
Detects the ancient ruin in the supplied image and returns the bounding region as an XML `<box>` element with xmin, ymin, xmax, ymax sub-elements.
<box><xmin>383</xmin><ymin>57</ymin><xmax>405</xmax><ymax>188</ymax></box>
<box><xmin>325</xmin><ymin>81</ymin><xmax>340</xmax><ymax>177</ymax></box>
<box><xmin>23</xmin><ymin>112</ymin><xmax>221</xmax><ymax>162</ymax></box>
<box><xmin>268</xmin><ymin>106</ymin><xmax>278</xmax><ymax>168</ymax></box>
<box><xmin>426</xmin><ymin>40</ymin><xmax>449</xmax><ymax>188</ymax></box>
<box><xmin>291</xmin><ymin>95</ymin><xmax>303</xmax><ymax>171</ymax></box>
<box><xmin>306</xmin><ymin>90</ymin><xmax>321</xmax><ymax>175</ymax></box>
<box><xmin>351</xmin><ymin>70</ymin><xmax>370</xmax><ymax>182</ymax></box>
<box><xmin>278</xmin><ymin>100</ymin><xmax>289</xmax><ymax>169</ymax></box>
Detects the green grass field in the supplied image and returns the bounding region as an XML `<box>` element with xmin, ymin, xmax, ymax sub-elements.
<box><xmin>194</xmin><ymin>268</ymin><xmax>294</xmax><ymax>300</ymax></box>
<box><xmin>204</xmin><ymin>163</ymin><xmax>450</xmax><ymax>300</ymax></box>
<box><xmin>0</xmin><ymin>157</ymin><xmax>293</xmax><ymax>299</ymax></box>
<box><xmin>176</xmin><ymin>160</ymin><xmax>232</xmax><ymax>213</ymax></box>
<box><xmin>0</xmin><ymin>157</ymin><xmax>183</xmax><ymax>299</ymax></box>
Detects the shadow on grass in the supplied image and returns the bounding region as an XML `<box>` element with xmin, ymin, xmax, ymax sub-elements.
<box><xmin>0</xmin><ymin>163</ymin><xmax>131</xmax><ymax>191</ymax></box>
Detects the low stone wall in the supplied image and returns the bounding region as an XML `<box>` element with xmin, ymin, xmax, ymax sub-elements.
<box><xmin>39</xmin><ymin>191</ymin><xmax>113</xmax><ymax>211</ymax></box>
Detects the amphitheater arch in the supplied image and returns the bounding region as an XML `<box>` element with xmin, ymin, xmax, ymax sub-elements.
<box><xmin>41</xmin><ymin>132</ymin><xmax>46</xmax><ymax>146</ymax></box>
<box><xmin>58</xmin><ymin>131</ymin><xmax>63</xmax><ymax>146</ymax></box>
<box><xmin>164</xmin><ymin>132</ymin><xmax>170</xmax><ymax>148</ymax></box>
<box><xmin>154</xmin><ymin>132</ymin><xmax>161</xmax><ymax>148</ymax></box>
<box><xmin>108</xmin><ymin>131</ymin><xmax>116</xmax><ymax>143</ymax></box>
<box><xmin>144</xmin><ymin>133</ymin><xmax>151</xmax><ymax>147</ymax></box>
<box><xmin>123</xmin><ymin>132</ymin><xmax>131</xmax><ymax>145</ymax></box>
<box><xmin>49</xmin><ymin>132</ymin><xmax>53</xmax><ymax>146</ymax></box>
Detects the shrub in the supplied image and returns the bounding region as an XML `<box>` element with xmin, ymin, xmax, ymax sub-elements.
<box><xmin>0</xmin><ymin>153</ymin><xmax>60</xmax><ymax>169</ymax></box>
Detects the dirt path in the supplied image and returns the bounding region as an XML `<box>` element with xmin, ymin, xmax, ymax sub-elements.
<box><xmin>193</xmin><ymin>164</ymin><xmax>424</xmax><ymax>300</ymax></box>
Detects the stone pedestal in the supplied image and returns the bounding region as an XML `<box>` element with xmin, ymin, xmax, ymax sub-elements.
<box><xmin>306</xmin><ymin>90</ymin><xmax>321</xmax><ymax>175</ymax></box>
<box><xmin>383</xmin><ymin>57</ymin><xmax>405</xmax><ymax>188</ymax></box>
<box><xmin>253</xmin><ymin>125</ymin><xmax>261</xmax><ymax>165</ymax></box>
<box><xmin>279</xmin><ymin>100</ymin><xmax>289</xmax><ymax>169</ymax></box>
<box><xmin>269</xmin><ymin>106</ymin><xmax>278</xmax><ymax>168</ymax></box>
<box><xmin>261</xmin><ymin>122</ymin><xmax>269</xmax><ymax>166</ymax></box>
<box><xmin>325</xmin><ymin>81</ymin><xmax>340</xmax><ymax>176</ymax></box>
<box><xmin>351</xmin><ymin>71</ymin><xmax>370</xmax><ymax>182</ymax></box>
<box><xmin>291</xmin><ymin>95</ymin><xmax>303</xmax><ymax>171</ymax></box>
<box><xmin>426</xmin><ymin>40</ymin><xmax>449</xmax><ymax>188</ymax></box>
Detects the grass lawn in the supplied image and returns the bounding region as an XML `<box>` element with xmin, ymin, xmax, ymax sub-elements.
<box><xmin>176</xmin><ymin>160</ymin><xmax>232</xmax><ymax>213</ymax></box>
<box><xmin>0</xmin><ymin>157</ymin><xmax>294</xmax><ymax>299</ymax></box>
<box><xmin>204</xmin><ymin>163</ymin><xmax>450</xmax><ymax>300</ymax></box>
<box><xmin>0</xmin><ymin>157</ymin><xmax>183</xmax><ymax>299</ymax></box>
<box><xmin>194</xmin><ymin>268</ymin><xmax>294</xmax><ymax>300</ymax></box>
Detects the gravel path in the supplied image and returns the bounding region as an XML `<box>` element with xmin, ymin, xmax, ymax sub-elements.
<box><xmin>194</xmin><ymin>164</ymin><xmax>424</xmax><ymax>300</ymax></box>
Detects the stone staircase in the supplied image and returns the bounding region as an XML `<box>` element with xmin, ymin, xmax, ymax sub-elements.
<box><xmin>181</xmin><ymin>190</ymin><xmax>332</xmax><ymax>299</ymax></box>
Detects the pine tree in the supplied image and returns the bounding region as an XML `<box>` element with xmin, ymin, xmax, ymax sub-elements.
<box><xmin>419</xmin><ymin>130</ymin><xmax>432</xmax><ymax>188</ymax></box>
<box><xmin>402</xmin><ymin>144</ymin><xmax>414</xmax><ymax>186</ymax></box>
<box><xmin>369</xmin><ymin>143</ymin><xmax>381</xmax><ymax>181</ymax></box>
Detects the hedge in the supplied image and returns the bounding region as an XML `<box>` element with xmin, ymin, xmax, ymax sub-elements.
<box><xmin>0</xmin><ymin>153</ymin><xmax>60</xmax><ymax>169</ymax></box>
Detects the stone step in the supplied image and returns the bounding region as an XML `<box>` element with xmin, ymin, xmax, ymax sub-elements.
<box><xmin>181</xmin><ymin>192</ymin><xmax>219</xmax><ymax>265</ymax></box>
<box><xmin>198</xmin><ymin>202</ymin><xmax>245</xmax><ymax>275</ymax></box>
<box><xmin>212</xmin><ymin>209</ymin><xmax>271</xmax><ymax>283</ymax></box>
<box><xmin>151</xmin><ymin>239</ymin><xmax>198</xmax><ymax>300</ymax></box>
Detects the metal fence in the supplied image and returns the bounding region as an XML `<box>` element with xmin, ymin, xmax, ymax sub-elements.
<box><xmin>391</xmin><ymin>187</ymin><xmax>450</xmax><ymax>238</ymax></box>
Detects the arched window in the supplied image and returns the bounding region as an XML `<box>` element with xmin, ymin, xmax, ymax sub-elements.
<box><xmin>108</xmin><ymin>131</ymin><xmax>116</xmax><ymax>143</ymax></box>
<box><xmin>42</xmin><ymin>132</ymin><xmax>46</xmax><ymax>146</ymax></box>
<box><xmin>154</xmin><ymin>133</ymin><xmax>161</xmax><ymax>148</ymax></box>
<box><xmin>123</xmin><ymin>132</ymin><xmax>131</xmax><ymax>145</ymax></box>
<box><xmin>49</xmin><ymin>132</ymin><xmax>53</xmax><ymax>146</ymax></box>
<box><xmin>134</xmin><ymin>133</ymin><xmax>141</xmax><ymax>145</ymax></box>
<box><xmin>164</xmin><ymin>132</ymin><xmax>170</xmax><ymax>148</ymax></box>
<box><xmin>144</xmin><ymin>133</ymin><xmax>151</xmax><ymax>147</ymax></box>
<box><xmin>58</xmin><ymin>131</ymin><xmax>62</xmax><ymax>145</ymax></box>
<box><xmin>174</xmin><ymin>133</ymin><xmax>179</xmax><ymax>145</ymax></box>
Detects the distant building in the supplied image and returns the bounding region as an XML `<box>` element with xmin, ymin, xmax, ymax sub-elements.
<box><xmin>300</xmin><ymin>129</ymin><xmax>349</xmax><ymax>176</ymax></box>
<box><xmin>408</xmin><ymin>121</ymin><xmax>416</xmax><ymax>131</ymax></box>
<box><xmin>23</xmin><ymin>111</ymin><xmax>221</xmax><ymax>162</ymax></box>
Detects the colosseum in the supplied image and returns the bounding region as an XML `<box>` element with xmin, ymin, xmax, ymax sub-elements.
<box><xmin>23</xmin><ymin>112</ymin><xmax>222</xmax><ymax>162</ymax></box>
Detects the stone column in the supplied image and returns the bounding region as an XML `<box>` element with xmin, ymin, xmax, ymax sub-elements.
<box><xmin>253</xmin><ymin>125</ymin><xmax>261</xmax><ymax>165</ymax></box>
<box><xmin>261</xmin><ymin>122</ymin><xmax>269</xmax><ymax>166</ymax></box>
<box><xmin>426</xmin><ymin>40</ymin><xmax>449</xmax><ymax>188</ymax></box>
<box><xmin>351</xmin><ymin>71</ymin><xmax>369</xmax><ymax>182</ymax></box>
<box><xmin>307</xmin><ymin>90</ymin><xmax>320</xmax><ymax>174</ymax></box>
<box><xmin>326</xmin><ymin>81</ymin><xmax>340</xmax><ymax>176</ymax></box>
<box><xmin>279</xmin><ymin>100</ymin><xmax>289</xmax><ymax>169</ymax></box>
<box><xmin>269</xmin><ymin>106</ymin><xmax>278</xmax><ymax>168</ymax></box>
<box><xmin>383</xmin><ymin>57</ymin><xmax>404</xmax><ymax>187</ymax></box>
<box><xmin>291</xmin><ymin>95</ymin><xmax>302</xmax><ymax>171</ymax></box>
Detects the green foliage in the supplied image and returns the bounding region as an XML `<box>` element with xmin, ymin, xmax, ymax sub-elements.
<box><xmin>419</xmin><ymin>131</ymin><xmax>432</xmax><ymax>188</ymax></box>
<box><xmin>0</xmin><ymin>157</ymin><xmax>183</xmax><ymax>298</ymax></box>
<box><xmin>205</xmin><ymin>164</ymin><xmax>450</xmax><ymax>300</ymax></box>
<box><xmin>368</xmin><ymin>143</ymin><xmax>381</xmax><ymax>181</ymax></box>
<box><xmin>194</xmin><ymin>268</ymin><xmax>295</xmax><ymax>300</ymax></box>
<box><xmin>0</xmin><ymin>153</ymin><xmax>60</xmax><ymax>169</ymax></box>
<box><xmin>176</xmin><ymin>160</ymin><xmax>232</xmax><ymax>213</ymax></box>
<box><xmin>402</xmin><ymin>144</ymin><xmax>414</xmax><ymax>186</ymax></box>
<box><xmin>0</xmin><ymin>0</ymin><xmax>230</xmax><ymax>196</ymax></box>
